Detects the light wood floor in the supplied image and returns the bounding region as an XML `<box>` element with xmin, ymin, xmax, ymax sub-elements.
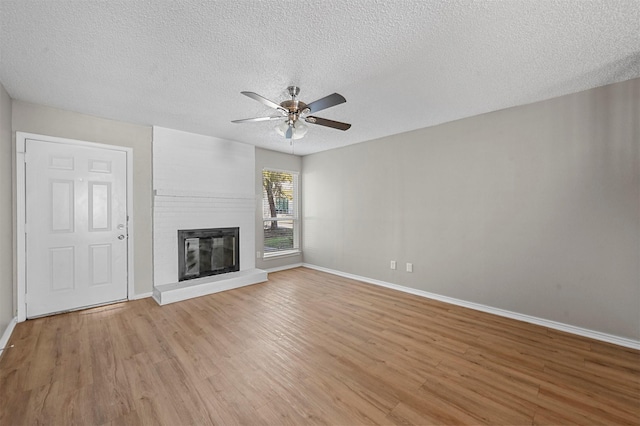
<box><xmin>1</xmin><ymin>267</ymin><xmax>638</xmax><ymax>425</ymax></box>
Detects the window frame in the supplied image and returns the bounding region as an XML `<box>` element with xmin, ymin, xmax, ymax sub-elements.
<box><xmin>261</xmin><ymin>168</ymin><xmax>300</xmax><ymax>259</ymax></box>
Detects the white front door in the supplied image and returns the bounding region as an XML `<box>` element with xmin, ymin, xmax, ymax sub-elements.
<box><xmin>25</xmin><ymin>138</ymin><xmax>128</xmax><ymax>318</ymax></box>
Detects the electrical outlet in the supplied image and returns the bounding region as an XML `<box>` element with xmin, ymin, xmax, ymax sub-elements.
<box><xmin>390</xmin><ymin>260</ymin><xmax>396</xmax><ymax>270</ymax></box>
<box><xmin>256</xmin><ymin>251</ymin><xmax>261</xmax><ymax>259</ymax></box>
<box><xmin>406</xmin><ymin>262</ymin><xmax>413</xmax><ymax>272</ymax></box>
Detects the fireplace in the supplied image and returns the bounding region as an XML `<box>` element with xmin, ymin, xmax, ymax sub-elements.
<box><xmin>178</xmin><ymin>227</ymin><xmax>240</xmax><ymax>281</ymax></box>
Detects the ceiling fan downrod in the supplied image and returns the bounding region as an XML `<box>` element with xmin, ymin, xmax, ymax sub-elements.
<box><xmin>287</xmin><ymin>86</ymin><xmax>300</xmax><ymax>99</ymax></box>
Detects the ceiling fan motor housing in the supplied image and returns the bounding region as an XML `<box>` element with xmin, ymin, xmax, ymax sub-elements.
<box><xmin>280</xmin><ymin>99</ymin><xmax>308</xmax><ymax>124</ymax></box>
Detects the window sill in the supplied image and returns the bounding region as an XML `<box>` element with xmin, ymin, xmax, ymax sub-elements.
<box><xmin>263</xmin><ymin>249</ymin><xmax>301</xmax><ymax>260</ymax></box>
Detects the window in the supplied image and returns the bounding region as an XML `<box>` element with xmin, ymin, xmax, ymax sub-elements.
<box><xmin>262</xmin><ymin>169</ymin><xmax>299</xmax><ymax>257</ymax></box>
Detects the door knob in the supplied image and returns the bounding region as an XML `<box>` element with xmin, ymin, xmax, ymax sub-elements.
<box><xmin>118</xmin><ymin>235</ymin><xmax>125</xmax><ymax>240</ymax></box>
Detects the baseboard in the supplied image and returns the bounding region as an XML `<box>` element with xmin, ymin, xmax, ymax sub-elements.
<box><xmin>129</xmin><ymin>292</ymin><xmax>153</xmax><ymax>300</ymax></box>
<box><xmin>152</xmin><ymin>292</ymin><xmax>162</xmax><ymax>305</ymax></box>
<box><xmin>264</xmin><ymin>263</ymin><xmax>303</xmax><ymax>273</ymax></box>
<box><xmin>0</xmin><ymin>317</ymin><xmax>18</xmax><ymax>358</ymax></box>
<box><xmin>302</xmin><ymin>263</ymin><xmax>640</xmax><ymax>350</ymax></box>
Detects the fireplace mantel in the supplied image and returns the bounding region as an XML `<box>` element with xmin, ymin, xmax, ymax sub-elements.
<box><xmin>154</xmin><ymin>188</ymin><xmax>254</xmax><ymax>200</ymax></box>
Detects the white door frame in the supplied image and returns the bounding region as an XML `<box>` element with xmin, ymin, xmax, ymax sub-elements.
<box><xmin>15</xmin><ymin>132</ymin><xmax>135</xmax><ymax>322</ymax></box>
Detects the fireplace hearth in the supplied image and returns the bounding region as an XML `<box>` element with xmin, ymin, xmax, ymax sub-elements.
<box><xmin>178</xmin><ymin>227</ymin><xmax>240</xmax><ymax>281</ymax></box>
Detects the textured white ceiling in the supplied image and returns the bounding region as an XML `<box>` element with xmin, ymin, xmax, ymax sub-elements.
<box><xmin>1</xmin><ymin>1</ymin><xmax>638</xmax><ymax>155</ymax></box>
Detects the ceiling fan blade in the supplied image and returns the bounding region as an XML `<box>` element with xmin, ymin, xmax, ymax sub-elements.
<box><xmin>305</xmin><ymin>93</ymin><xmax>346</xmax><ymax>114</ymax></box>
<box><xmin>285</xmin><ymin>124</ymin><xmax>293</xmax><ymax>139</ymax></box>
<box><xmin>232</xmin><ymin>115</ymin><xmax>285</xmax><ymax>123</ymax></box>
<box><xmin>305</xmin><ymin>116</ymin><xmax>351</xmax><ymax>131</ymax></box>
<box><xmin>241</xmin><ymin>91</ymin><xmax>286</xmax><ymax>112</ymax></box>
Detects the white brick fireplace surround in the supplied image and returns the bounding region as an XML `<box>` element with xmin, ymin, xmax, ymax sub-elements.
<box><xmin>151</xmin><ymin>126</ymin><xmax>267</xmax><ymax>304</ymax></box>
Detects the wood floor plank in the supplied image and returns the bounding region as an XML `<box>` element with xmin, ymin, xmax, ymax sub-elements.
<box><xmin>0</xmin><ymin>267</ymin><xmax>638</xmax><ymax>425</ymax></box>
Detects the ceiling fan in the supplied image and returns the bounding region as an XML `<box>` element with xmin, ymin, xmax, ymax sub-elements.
<box><xmin>232</xmin><ymin>86</ymin><xmax>351</xmax><ymax>140</ymax></box>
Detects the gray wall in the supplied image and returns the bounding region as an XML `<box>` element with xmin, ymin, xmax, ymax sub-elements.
<box><xmin>255</xmin><ymin>147</ymin><xmax>303</xmax><ymax>271</ymax></box>
<box><xmin>303</xmin><ymin>78</ymin><xmax>640</xmax><ymax>340</ymax></box>
<box><xmin>0</xmin><ymin>82</ymin><xmax>13</xmax><ymax>331</ymax></box>
<box><xmin>12</xmin><ymin>101</ymin><xmax>154</xmax><ymax>295</ymax></box>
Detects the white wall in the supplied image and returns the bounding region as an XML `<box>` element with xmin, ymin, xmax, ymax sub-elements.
<box><xmin>12</xmin><ymin>101</ymin><xmax>154</xmax><ymax>295</ymax></box>
<box><xmin>255</xmin><ymin>148</ymin><xmax>303</xmax><ymax>271</ymax></box>
<box><xmin>303</xmin><ymin>78</ymin><xmax>640</xmax><ymax>341</ymax></box>
<box><xmin>0</xmin><ymin>82</ymin><xmax>13</xmax><ymax>332</ymax></box>
<box><xmin>152</xmin><ymin>127</ymin><xmax>256</xmax><ymax>285</ymax></box>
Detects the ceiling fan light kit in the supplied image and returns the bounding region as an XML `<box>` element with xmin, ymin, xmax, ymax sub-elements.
<box><xmin>232</xmin><ymin>86</ymin><xmax>351</xmax><ymax>140</ymax></box>
<box><xmin>275</xmin><ymin>119</ymin><xmax>308</xmax><ymax>140</ymax></box>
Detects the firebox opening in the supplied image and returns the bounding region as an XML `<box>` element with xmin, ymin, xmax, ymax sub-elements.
<box><xmin>178</xmin><ymin>227</ymin><xmax>240</xmax><ymax>281</ymax></box>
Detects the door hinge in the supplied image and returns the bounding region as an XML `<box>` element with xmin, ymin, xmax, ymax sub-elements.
<box><xmin>24</xmin><ymin>152</ymin><xmax>28</xmax><ymax>163</ymax></box>
<box><xmin>24</xmin><ymin>223</ymin><xmax>28</xmax><ymax>234</ymax></box>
